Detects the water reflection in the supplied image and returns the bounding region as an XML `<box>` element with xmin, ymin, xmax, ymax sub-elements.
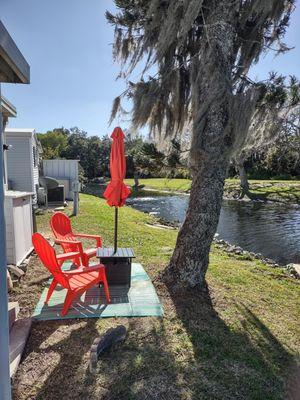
<box><xmin>127</xmin><ymin>194</ymin><xmax>300</xmax><ymax>265</ymax></box>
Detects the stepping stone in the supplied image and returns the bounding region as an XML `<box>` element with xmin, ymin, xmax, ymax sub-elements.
<box><xmin>89</xmin><ymin>325</ymin><xmax>126</xmax><ymax>373</ymax></box>
<box><xmin>7</xmin><ymin>265</ymin><xmax>25</xmax><ymax>279</ymax></box>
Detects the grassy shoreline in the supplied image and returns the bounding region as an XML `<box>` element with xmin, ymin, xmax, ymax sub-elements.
<box><xmin>125</xmin><ymin>178</ymin><xmax>300</xmax><ymax>204</ymax></box>
<box><xmin>10</xmin><ymin>194</ymin><xmax>300</xmax><ymax>400</ymax></box>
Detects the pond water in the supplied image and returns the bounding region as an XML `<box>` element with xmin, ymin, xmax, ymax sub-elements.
<box><xmin>127</xmin><ymin>194</ymin><xmax>300</xmax><ymax>265</ymax></box>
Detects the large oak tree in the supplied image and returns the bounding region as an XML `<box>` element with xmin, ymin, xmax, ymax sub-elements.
<box><xmin>107</xmin><ymin>0</ymin><xmax>295</xmax><ymax>287</ymax></box>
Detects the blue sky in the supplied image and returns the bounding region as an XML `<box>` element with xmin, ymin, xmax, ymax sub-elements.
<box><xmin>1</xmin><ymin>0</ymin><xmax>300</xmax><ymax>136</ymax></box>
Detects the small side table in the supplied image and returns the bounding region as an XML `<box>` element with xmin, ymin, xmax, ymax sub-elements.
<box><xmin>96</xmin><ymin>248</ymin><xmax>135</xmax><ymax>286</ymax></box>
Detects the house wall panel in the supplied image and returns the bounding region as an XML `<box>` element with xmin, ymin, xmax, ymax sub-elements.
<box><xmin>43</xmin><ymin>159</ymin><xmax>79</xmax><ymax>200</ymax></box>
<box><xmin>4</xmin><ymin>129</ymin><xmax>40</xmax><ymax>203</ymax></box>
<box><xmin>5</xmin><ymin>137</ymin><xmax>32</xmax><ymax>192</ymax></box>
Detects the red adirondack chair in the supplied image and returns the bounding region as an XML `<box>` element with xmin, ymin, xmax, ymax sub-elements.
<box><xmin>50</xmin><ymin>212</ymin><xmax>102</xmax><ymax>267</ymax></box>
<box><xmin>32</xmin><ymin>232</ymin><xmax>110</xmax><ymax>316</ymax></box>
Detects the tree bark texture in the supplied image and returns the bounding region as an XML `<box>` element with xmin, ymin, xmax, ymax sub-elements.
<box><xmin>168</xmin><ymin>3</ymin><xmax>237</xmax><ymax>287</ymax></box>
<box><xmin>168</xmin><ymin>151</ymin><xmax>229</xmax><ymax>287</ymax></box>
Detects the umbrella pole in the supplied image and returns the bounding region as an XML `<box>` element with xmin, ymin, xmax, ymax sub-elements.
<box><xmin>114</xmin><ymin>207</ymin><xmax>118</xmax><ymax>253</ymax></box>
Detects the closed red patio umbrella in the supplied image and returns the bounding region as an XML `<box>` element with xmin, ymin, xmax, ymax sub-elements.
<box><xmin>103</xmin><ymin>127</ymin><xmax>131</xmax><ymax>252</ymax></box>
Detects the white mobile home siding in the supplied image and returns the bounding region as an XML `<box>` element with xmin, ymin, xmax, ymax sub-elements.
<box><xmin>5</xmin><ymin>136</ymin><xmax>32</xmax><ymax>191</ymax></box>
<box><xmin>4</xmin><ymin>128</ymin><xmax>39</xmax><ymax>203</ymax></box>
<box><xmin>31</xmin><ymin>135</ymin><xmax>39</xmax><ymax>202</ymax></box>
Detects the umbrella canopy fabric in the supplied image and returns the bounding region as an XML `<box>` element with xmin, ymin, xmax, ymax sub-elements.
<box><xmin>104</xmin><ymin>127</ymin><xmax>131</xmax><ymax>207</ymax></box>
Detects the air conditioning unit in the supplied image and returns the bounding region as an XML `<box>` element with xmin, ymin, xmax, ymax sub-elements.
<box><xmin>47</xmin><ymin>185</ymin><xmax>65</xmax><ymax>205</ymax></box>
<box><xmin>57</xmin><ymin>179</ymin><xmax>70</xmax><ymax>200</ymax></box>
<box><xmin>37</xmin><ymin>187</ymin><xmax>47</xmax><ymax>206</ymax></box>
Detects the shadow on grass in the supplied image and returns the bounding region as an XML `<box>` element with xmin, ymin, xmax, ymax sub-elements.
<box><xmin>12</xmin><ymin>319</ymin><xmax>99</xmax><ymax>400</ymax></box>
<box><xmin>258</xmin><ymin>186</ymin><xmax>300</xmax><ymax>204</ymax></box>
<box><xmin>12</xmin><ymin>282</ymin><xmax>299</xmax><ymax>400</ymax></box>
<box><xmin>162</xmin><ymin>281</ymin><xmax>298</xmax><ymax>400</ymax></box>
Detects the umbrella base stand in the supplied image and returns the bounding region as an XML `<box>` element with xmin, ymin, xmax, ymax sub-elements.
<box><xmin>102</xmin><ymin>259</ymin><xmax>131</xmax><ymax>287</ymax></box>
<box><xmin>97</xmin><ymin>248</ymin><xmax>135</xmax><ymax>287</ymax></box>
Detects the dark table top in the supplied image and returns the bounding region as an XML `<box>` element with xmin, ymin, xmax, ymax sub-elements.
<box><xmin>96</xmin><ymin>247</ymin><xmax>135</xmax><ymax>258</ymax></box>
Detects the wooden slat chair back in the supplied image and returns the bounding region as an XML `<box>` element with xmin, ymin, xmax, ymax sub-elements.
<box><xmin>50</xmin><ymin>212</ymin><xmax>102</xmax><ymax>267</ymax></box>
<box><xmin>50</xmin><ymin>212</ymin><xmax>77</xmax><ymax>254</ymax></box>
<box><xmin>32</xmin><ymin>232</ymin><xmax>69</xmax><ymax>288</ymax></box>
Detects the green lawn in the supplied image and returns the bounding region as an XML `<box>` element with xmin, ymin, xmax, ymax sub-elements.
<box><xmin>11</xmin><ymin>194</ymin><xmax>300</xmax><ymax>400</ymax></box>
<box><xmin>125</xmin><ymin>177</ymin><xmax>300</xmax><ymax>204</ymax></box>
<box><xmin>125</xmin><ymin>177</ymin><xmax>192</xmax><ymax>192</ymax></box>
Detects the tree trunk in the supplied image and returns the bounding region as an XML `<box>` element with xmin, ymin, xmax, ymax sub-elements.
<box><xmin>168</xmin><ymin>153</ymin><xmax>229</xmax><ymax>287</ymax></box>
<box><xmin>166</xmin><ymin>3</ymin><xmax>237</xmax><ymax>287</ymax></box>
<box><xmin>133</xmin><ymin>172</ymin><xmax>139</xmax><ymax>188</ymax></box>
<box><xmin>235</xmin><ymin>156</ymin><xmax>267</xmax><ymax>201</ymax></box>
<box><xmin>236</xmin><ymin>156</ymin><xmax>249</xmax><ymax>199</ymax></box>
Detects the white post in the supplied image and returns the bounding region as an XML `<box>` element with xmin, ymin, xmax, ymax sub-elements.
<box><xmin>72</xmin><ymin>180</ymin><xmax>80</xmax><ymax>216</ymax></box>
<box><xmin>73</xmin><ymin>190</ymin><xmax>78</xmax><ymax>216</ymax></box>
<box><xmin>0</xmin><ymin>84</ymin><xmax>12</xmax><ymax>399</ymax></box>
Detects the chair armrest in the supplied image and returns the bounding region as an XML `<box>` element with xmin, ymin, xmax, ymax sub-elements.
<box><xmin>73</xmin><ymin>233</ymin><xmax>102</xmax><ymax>247</ymax></box>
<box><xmin>64</xmin><ymin>264</ymin><xmax>105</xmax><ymax>275</ymax></box>
<box><xmin>56</xmin><ymin>251</ymin><xmax>81</xmax><ymax>262</ymax></box>
<box><xmin>55</xmin><ymin>239</ymin><xmax>82</xmax><ymax>246</ymax></box>
<box><xmin>55</xmin><ymin>239</ymin><xmax>85</xmax><ymax>261</ymax></box>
